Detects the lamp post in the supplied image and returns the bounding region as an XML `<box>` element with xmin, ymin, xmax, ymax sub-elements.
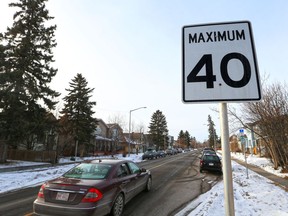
<box><xmin>128</xmin><ymin>106</ymin><xmax>147</xmax><ymax>156</ymax></box>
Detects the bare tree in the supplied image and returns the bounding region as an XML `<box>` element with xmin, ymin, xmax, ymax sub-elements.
<box><xmin>136</xmin><ymin>122</ymin><xmax>146</xmax><ymax>134</ymax></box>
<box><xmin>107</xmin><ymin>113</ymin><xmax>127</xmax><ymax>131</ymax></box>
<box><xmin>229</xmin><ymin>82</ymin><xmax>288</xmax><ymax>171</ymax></box>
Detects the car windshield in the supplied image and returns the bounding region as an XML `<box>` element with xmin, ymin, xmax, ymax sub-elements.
<box><xmin>63</xmin><ymin>163</ymin><xmax>112</xmax><ymax>179</ymax></box>
<box><xmin>204</xmin><ymin>155</ymin><xmax>220</xmax><ymax>162</ymax></box>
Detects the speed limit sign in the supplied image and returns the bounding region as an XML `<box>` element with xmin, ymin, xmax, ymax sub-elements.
<box><xmin>182</xmin><ymin>21</ymin><xmax>261</xmax><ymax>103</ymax></box>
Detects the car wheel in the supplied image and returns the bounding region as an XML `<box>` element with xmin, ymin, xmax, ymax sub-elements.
<box><xmin>145</xmin><ymin>177</ymin><xmax>152</xmax><ymax>192</ymax></box>
<box><xmin>111</xmin><ymin>193</ymin><xmax>124</xmax><ymax>216</ymax></box>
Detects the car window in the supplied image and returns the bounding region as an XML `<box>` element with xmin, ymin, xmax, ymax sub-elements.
<box><xmin>117</xmin><ymin>163</ymin><xmax>130</xmax><ymax>178</ymax></box>
<box><xmin>63</xmin><ymin>163</ymin><xmax>111</xmax><ymax>179</ymax></box>
<box><xmin>204</xmin><ymin>155</ymin><xmax>220</xmax><ymax>162</ymax></box>
<box><xmin>127</xmin><ymin>162</ymin><xmax>141</xmax><ymax>174</ymax></box>
<box><xmin>203</xmin><ymin>150</ymin><xmax>215</xmax><ymax>154</ymax></box>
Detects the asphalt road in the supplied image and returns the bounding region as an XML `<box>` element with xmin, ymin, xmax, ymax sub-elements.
<box><xmin>123</xmin><ymin>150</ymin><xmax>222</xmax><ymax>216</ymax></box>
<box><xmin>0</xmin><ymin>187</ymin><xmax>39</xmax><ymax>216</ymax></box>
<box><xmin>0</xmin><ymin>150</ymin><xmax>222</xmax><ymax>216</ymax></box>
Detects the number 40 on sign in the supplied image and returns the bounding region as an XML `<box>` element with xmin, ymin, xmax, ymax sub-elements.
<box><xmin>182</xmin><ymin>21</ymin><xmax>261</xmax><ymax>103</ymax></box>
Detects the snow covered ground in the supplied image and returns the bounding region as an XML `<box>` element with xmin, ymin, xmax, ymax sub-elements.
<box><xmin>1</xmin><ymin>152</ymin><xmax>288</xmax><ymax>216</ymax></box>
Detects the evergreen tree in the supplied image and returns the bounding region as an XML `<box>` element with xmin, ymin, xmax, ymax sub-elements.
<box><xmin>148</xmin><ymin>110</ymin><xmax>168</xmax><ymax>150</ymax></box>
<box><xmin>0</xmin><ymin>0</ymin><xmax>59</xmax><ymax>149</ymax></box>
<box><xmin>207</xmin><ymin>115</ymin><xmax>218</xmax><ymax>148</ymax></box>
<box><xmin>184</xmin><ymin>130</ymin><xmax>191</xmax><ymax>148</ymax></box>
<box><xmin>61</xmin><ymin>73</ymin><xmax>97</xmax><ymax>155</ymax></box>
<box><xmin>178</xmin><ymin>130</ymin><xmax>191</xmax><ymax>148</ymax></box>
<box><xmin>178</xmin><ymin>130</ymin><xmax>185</xmax><ymax>147</ymax></box>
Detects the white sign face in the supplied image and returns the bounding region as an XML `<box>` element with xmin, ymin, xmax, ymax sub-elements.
<box><xmin>182</xmin><ymin>21</ymin><xmax>261</xmax><ymax>103</ymax></box>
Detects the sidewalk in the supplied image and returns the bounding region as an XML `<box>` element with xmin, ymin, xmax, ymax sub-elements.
<box><xmin>232</xmin><ymin>158</ymin><xmax>288</xmax><ymax>190</ymax></box>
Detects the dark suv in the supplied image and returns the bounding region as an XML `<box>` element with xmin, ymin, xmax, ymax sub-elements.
<box><xmin>142</xmin><ymin>149</ymin><xmax>158</xmax><ymax>160</ymax></box>
<box><xmin>199</xmin><ymin>153</ymin><xmax>222</xmax><ymax>174</ymax></box>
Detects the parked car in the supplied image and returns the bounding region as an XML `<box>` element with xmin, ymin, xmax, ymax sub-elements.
<box><xmin>165</xmin><ymin>149</ymin><xmax>173</xmax><ymax>155</ymax></box>
<box><xmin>166</xmin><ymin>148</ymin><xmax>178</xmax><ymax>155</ymax></box>
<box><xmin>202</xmin><ymin>147</ymin><xmax>217</xmax><ymax>157</ymax></box>
<box><xmin>202</xmin><ymin>150</ymin><xmax>217</xmax><ymax>156</ymax></box>
<box><xmin>142</xmin><ymin>149</ymin><xmax>158</xmax><ymax>160</ymax></box>
<box><xmin>203</xmin><ymin>147</ymin><xmax>215</xmax><ymax>152</ymax></box>
<box><xmin>156</xmin><ymin>150</ymin><xmax>166</xmax><ymax>158</ymax></box>
<box><xmin>199</xmin><ymin>153</ymin><xmax>222</xmax><ymax>174</ymax></box>
<box><xmin>33</xmin><ymin>159</ymin><xmax>152</xmax><ymax>216</ymax></box>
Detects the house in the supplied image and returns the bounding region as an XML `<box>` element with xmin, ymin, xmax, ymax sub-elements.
<box><xmin>93</xmin><ymin>120</ymin><xmax>125</xmax><ymax>155</ymax></box>
<box><xmin>122</xmin><ymin>132</ymin><xmax>151</xmax><ymax>154</ymax></box>
<box><xmin>231</xmin><ymin>124</ymin><xmax>267</xmax><ymax>156</ymax></box>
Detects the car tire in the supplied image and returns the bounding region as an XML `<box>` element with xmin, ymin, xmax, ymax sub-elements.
<box><xmin>145</xmin><ymin>177</ymin><xmax>152</xmax><ymax>192</ymax></box>
<box><xmin>111</xmin><ymin>193</ymin><xmax>124</xmax><ymax>216</ymax></box>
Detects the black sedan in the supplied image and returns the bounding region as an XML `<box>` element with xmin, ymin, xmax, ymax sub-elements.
<box><xmin>33</xmin><ymin>159</ymin><xmax>152</xmax><ymax>216</ymax></box>
<box><xmin>199</xmin><ymin>154</ymin><xmax>222</xmax><ymax>174</ymax></box>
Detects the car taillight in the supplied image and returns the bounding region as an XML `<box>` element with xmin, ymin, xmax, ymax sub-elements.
<box><xmin>200</xmin><ymin>160</ymin><xmax>203</xmax><ymax>166</ymax></box>
<box><xmin>38</xmin><ymin>183</ymin><xmax>46</xmax><ymax>199</ymax></box>
<box><xmin>82</xmin><ymin>188</ymin><xmax>103</xmax><ymax>202</ymax></box>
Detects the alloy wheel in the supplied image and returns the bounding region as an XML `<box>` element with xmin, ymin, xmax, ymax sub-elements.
<box><xmin>112</xmin><ymin>193</ymin><xmax>124</xmax><ymax>216</ymax></box>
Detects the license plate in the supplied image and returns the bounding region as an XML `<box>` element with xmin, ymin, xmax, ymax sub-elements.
<box><xmin>209</xmin><ymin>163</ymin><xmax>214</xmax><ymax>166</ymax></box>
<box><xmin>56</xmin><ymin>192</ymin><xmax>69</xmax><ymax>201</ymax></box>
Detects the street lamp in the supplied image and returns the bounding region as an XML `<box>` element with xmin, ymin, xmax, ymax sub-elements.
<box><xmin>128</xmin><ymin>106</ymin><xmax>147</xmax><ymax>156</ymax></box>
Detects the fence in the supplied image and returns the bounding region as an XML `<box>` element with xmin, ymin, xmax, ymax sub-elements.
<box><xmin>7</xmin><ymin>149</ymin><xmax>57</xmax><ymax>163</ymax></box>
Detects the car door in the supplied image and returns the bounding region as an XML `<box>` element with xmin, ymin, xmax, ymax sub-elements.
<box><xmin>116</xmin><ymin>163</ymin><xmax>136</xmax><ymax>202</ymax></box>
<box><xmin>127</xmin><ymin>162</ymin><xmax>148</xmax><ymax>194</ymax></box>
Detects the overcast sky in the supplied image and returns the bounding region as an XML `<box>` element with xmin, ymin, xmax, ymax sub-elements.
<box><xmin>1</xmin><ymin>0</ymin><xmax>287</xmax><ymax>141</ymax></box>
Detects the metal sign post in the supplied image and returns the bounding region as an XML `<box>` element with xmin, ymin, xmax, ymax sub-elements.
<box><xmin>220</xmin><ymin>103</ymin><xmax>235</xmax><ymax>216</ymax></box>
<box><xmin>239</xmin><ymin>129</ymin><xmax>249</xmax><ymax>179</ymax></box>
<box><xmin>244</xmin><ymin>138</ymin><xmax>249</xmax><ymax>179</ymax></box>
